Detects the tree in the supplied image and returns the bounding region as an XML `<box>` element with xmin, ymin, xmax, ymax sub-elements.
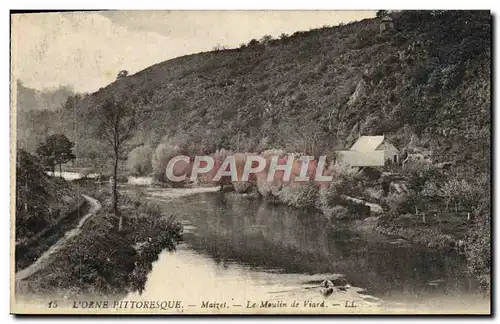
<box><xmin>247</xmin><ymin>39</ymin><xmax>259</xmax><ymax>47</ymax></box>
<box><xmin>212</xmin><ymin>44</ymin><xmax>227</xmax><ymax>51</ymax></box>
<box><xmin>126</xmin><ymin>145</ymin><xmax>153</xmax><ymax>176</ymax></box>
<box><xmin>259</xmin><ymin>35</ymin><xmax>273</xmax><ymax>45</ymax></box>
<box><xmin>94</xmin><ymin>95</ymin><xmax>139</xmax><ymax>230</ymax></box>
<box><xmin>117</xmin><ymin>70</ymin><xmax>129</xmax><ymax>79</ymax></box>
<box><xmin>36</xmin><ymin>134</ymin><xmax>76</xmax><ymax>176</ymax></box>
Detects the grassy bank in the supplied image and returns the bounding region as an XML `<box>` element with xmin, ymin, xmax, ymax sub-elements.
<box><xmin>15</xmin><ymin>198</ymin><xmax>89</xmax><ymax>271</ymax></box>
<box><xmin>375</xmin><ymin>213</ymin><xmax>468</xmax><ymax>250</ymax></box>
<box><xmin>18</xmin><ymin>183</ymin><xmax>182</xmax><ymax>299</ymax></box>
<box><xmin>15</xmin><ymin>150</ymin><xmax>89</xmax><ymax>271</ymax></box>
<box><xmin>226</xmin><ymin>160</ymin><xmax>490</xmax><ymax>292</ymax></box>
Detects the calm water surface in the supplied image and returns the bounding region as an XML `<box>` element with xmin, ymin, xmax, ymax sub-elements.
<box><xmin>126</xmin><ymin>188</ymin><xmax>489</xmax><ymax>313</ymax></box>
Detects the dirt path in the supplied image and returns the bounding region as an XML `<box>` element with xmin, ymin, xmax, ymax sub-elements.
<box><xmin>15</xmin><ymin>194</ymin><xmax>101</xmax><ymax>281</ymax></box>
<box><xmin>342</xmin><ymin>195</ymin><xmax>383</xmax><ymax>215</ymax></box>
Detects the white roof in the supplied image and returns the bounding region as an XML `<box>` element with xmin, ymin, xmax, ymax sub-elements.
<box><xmin>349</xmin><ymin>136</ymin><xmax>385</xmax><ymax>152</ymax></box>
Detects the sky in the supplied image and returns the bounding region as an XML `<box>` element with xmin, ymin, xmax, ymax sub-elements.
<box><xmin>11</xmin><ymin>10</ymin><xmax>376</xmax><ymax>94</ymax></box>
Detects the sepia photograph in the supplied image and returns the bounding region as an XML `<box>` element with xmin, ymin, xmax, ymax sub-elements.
<box><xmin>10</xmin><ymin>9</ymin><xmax>491</xmax><ymax>315</ymax></box>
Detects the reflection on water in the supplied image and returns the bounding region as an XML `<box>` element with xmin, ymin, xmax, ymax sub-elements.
<box><xmin>127</xmin><ymin>247</ymin><xmax>379</xmax><ymax>312</ymax></box>
<box><xmin>127</xmin><ymin>190</ymin><xmax>489</xmax><ymax>313</ymax></box>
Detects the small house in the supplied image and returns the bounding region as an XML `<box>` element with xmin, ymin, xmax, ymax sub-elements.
<box><xmin>335</xmin><ymin>135</ymin><xmax>400</xmax><ymax>167</ymax></box>
<box><xmin>380</xmin><ymin>16</ymin><xmax>394</xmax><ymax>33</ymax></box>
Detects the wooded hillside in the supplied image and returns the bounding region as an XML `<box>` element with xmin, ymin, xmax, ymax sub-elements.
<box><xmin>17</xmin><ymin>11</ymin><xmax>491</xmax><ymax>177</ymax></box>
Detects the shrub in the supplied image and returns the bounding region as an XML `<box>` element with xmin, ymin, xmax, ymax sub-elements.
<box><xmin>465</xmin><ymin>211</ymin><xmax>491</xmax><ymax>291</ymax></box>
<box><xmin>256</xmin><ymin>177</ymin><xmax>282</xmax><ymax>198</ymax></box>
<box><xmin>364</xmin><ymin>187</ymin><xmax>384</xmax><ymax>202</ymax></box>
<box><xmin>261</xmin><ymin>148</ymin><xmax>286</xmax><ymax>157</ymax></box>
<box><xmin>279</xmin><ymin>33</ymin><xmax>289</xmax><ymax>40</ymax></box>
<box><xmin>247</xmin><ymin>39</ymin><xmax>259</xmax><ymax>46</ymax></box>
<box><xmin>126</xmin><ymin>145</ymin><xmax>153</xmax><ymax>176</ymax></box>
<box><xmin>151</xmin><ymin>139</ymin><xmax>182</xmax><ymax>182</ymax></box>
<box><xmin>212</xmin><ymin>44</ymin><xmax>227</xmax><ymax>51</ymax></box>
<box><xmin>278</xmin><ymin>182</ymin><xmax>318</xmax><ymax>209</ymax></box>
<box><xmin>382</xmin><ymin>191</ymin><xmax>410</xmax><ymax>216</ymax></box>
<box><xmin>259</xmin><ymin>35</ymin><xmax>273</xmax><ymax>44</ymax></box>
<box><xmin>80</xmin><ymin>167</ymin><xmax>97</xmax><ymax>178</ymax></box>
<box><xmin>233</xmin><ymin>181</ymin><xmax>255</xmax><ymax>194</ymax></box>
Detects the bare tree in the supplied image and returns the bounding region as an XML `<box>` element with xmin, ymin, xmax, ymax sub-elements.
<box><xmin>95</xmin><ymin>95</ymin><xmax>138</xmax><ymax>230</ymax></box>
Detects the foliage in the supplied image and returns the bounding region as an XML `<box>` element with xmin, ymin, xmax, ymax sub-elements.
<box><xmin>15</xmin><ymin>10</ymin><xmax>491</xmax><ymax>292</ymax></box>
<box><xmin>117</xmin><ymin>70</ymin><xmax>129</xmax><ymax>78</ymax></box>
<box><xmin>126</xmin><ymin>145</ymin><xmax>153</xmax><ymax>176</ymax></box>
<box><xmin>91</xmin><ymin>90</ymin><xmax>141</xmax><ymax>223</ymax></box>
<box><xmin>259</xmin><ymin>35</ymin><xmax>273</xmax><ymax>44</ymax></box>
<box><xmin>317</xmin><ymin>165</ymin><xmax>362</xmax><ymax>216</ymax></box>
<box><xmin>278</xmin><ymin>182</ymin><xmax>318</xmax><ymax>209</ymax></box>
<box><xmin>213</xmin><ymin>44</ymin><xmax>228</xmax><ymax>51</ymax></box>
<box><xmin>151</xmin><ymin>138</ymin><xmax>183</xmax><ymax>182</ymax></box>
<box><xmin>36</xmin><ymin>134</ymin><xmax>76</xmax><ymax>173</ymax></box>
<box><xmin>15</xmin><ymin>149</ymin><xmax>82</xmax><ymax>270</ymax></box>
<box><xmin>376</xmin><ymin>10</ymin><xmax>388</xmax><ymax>18</ymax></box>
<box><xmin>465</xmin><ymin>204</ymin><xmax>490</xmax><ymax>291</ymax></box>
<box><xmin>16</xmin><ymin>150</ymin><xmax>50</xmax><ymax>239</ymax></box>
<box><xmin>23</xmin><ymin>192</ymin><xmax>183</xmax><ymax>297</ymax></box>
<box><xmin>233</xmin><ymin>181</ymin><xmax>254</xmax><ymax>194</ymax></box>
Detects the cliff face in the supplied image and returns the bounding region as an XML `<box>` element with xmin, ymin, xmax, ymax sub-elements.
<box><xmin>20</xmin><ymin>11</ymin><xmax>491</xmax><ymax>175</ymax></box>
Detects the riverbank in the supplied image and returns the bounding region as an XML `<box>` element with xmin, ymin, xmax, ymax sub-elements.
<box><xmin>375</xmin><ymin>218</ymin><xmax>465</xmax><ymax>251</ymax></box>
<box><xmin>144</xmin><ymin>170</ymin><xmax>472</xmax><ymax>257</ymax></box>
<box><xmin>222</xmin><ymin>177</ymin><xmax>485</xmax><ymax>288</ymax></box>
<box><xmin>16</xmin><ymin>195</ymin><xmax>101</xmax><ymax>280</ymax></box>
<box><xmin>16</xmin><ymin>183</ymin><xmax>183</xmax><ymax>300</ymax></box>
<box><xmin>15</xmin><ymin>196</ymin><xmax>89</xmax><ymax>271</ymax></box>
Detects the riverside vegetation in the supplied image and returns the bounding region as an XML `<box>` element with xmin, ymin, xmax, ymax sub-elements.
<box><xmin>16</xmin><ymin>11</ymin><xmax>490</xmax><ymax>292</ymax></box>
<box><xmin>16</xmin><ymin>151</ymin><xmax>183</xmax><ymax>298</ymax></box>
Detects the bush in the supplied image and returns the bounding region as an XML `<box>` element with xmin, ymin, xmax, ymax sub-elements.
<box><xmin>24</xmin><ymin>193</ymin><xmax>183</xmax><ymax>297</ymax></box>
<box><xmin>233</xmin><ymin>181</ymin><xmax>255</xmax><ymax>194</ymax></box>
<box><xmin>126</xmin><ymin>145</ymin><xmax>153</xmax><ymax>176</ymax></box>
<box><xmin>256</xmin><ymin>176</ymin><xmax>282</xmax><ymax>198</ymax></box>
<box><xmin>465</xmin><ymin>210</ymin><xmax>491</xmax><ymax>291</ymax></box>
<box><xmin>247</xmin><ymin>39</ymin><xmax>259</xmax><ymax>46</ymax></box>
<box><xmin>322</xmin><ymin>205</ymin><xmax>349</xmax><ymax>220</ymax></box>
<box><xmin>279</xmin><ymin>33</ymin><xmax>289</xmax><ymax>40</ymax></box>
<box><xmin>364</xmin><ymin>187</ymin><xmax>384</xmax><ymax>202</ymax></box>
<box><xmin>151</xmin><ymin>139</ymin><xmax>183</xmax><ymax>182</ymax></box>
<box><xmin>277</xmin><ymin>182</ymin><xmax>318</xmax><ymax>209</ymax></box>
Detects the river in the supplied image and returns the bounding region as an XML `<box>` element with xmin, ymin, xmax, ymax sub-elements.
<box><xmin>124</xmin><ymin>188</ymin><xmax>489</xmax><ymax>314</ymax></box>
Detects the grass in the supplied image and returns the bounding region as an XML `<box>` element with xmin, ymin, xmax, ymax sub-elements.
<box><xmin>15</xmin><ymin>198</ymin><xmax>89</xmax><ymax>271</ymax></box>
<box><xmin>375</xmin><ymin>213</ymin><xmax>470</xmax><ymax>251</ymax></box>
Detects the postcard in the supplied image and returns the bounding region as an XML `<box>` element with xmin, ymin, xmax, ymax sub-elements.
<box><xmin>10</xmin><ymin>10</ymin><xmax>491</xmax><ymax>315</ymax></box>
